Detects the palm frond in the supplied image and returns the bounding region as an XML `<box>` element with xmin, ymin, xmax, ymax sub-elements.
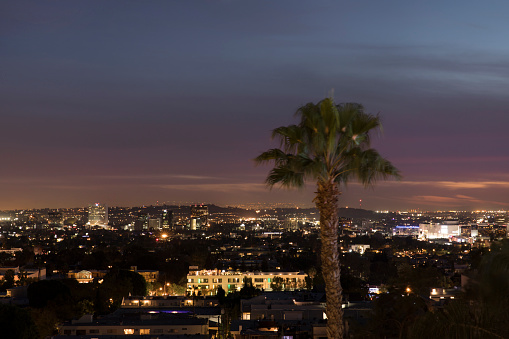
<box><xmin>256</xmin><ymin>97</ymin><xmax>400</xmax><ymax>189</ymax></box>
<box><xmin>335</xmin><ymin>148</ymin><xmax>401</xmax><ymax>186</ymax></box>
<box><xmin>254</xmin><ymin>148</ymin><xmax>288</xmax><ymax>165</ymax></box>
<box><xmin>266</xmin><ymin>166</ymin><xmax>305</xmax><ymax>188</ymax></box>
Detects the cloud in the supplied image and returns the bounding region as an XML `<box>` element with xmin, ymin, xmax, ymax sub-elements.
<box><xmin>0</xmin><ymin>174</ymin><xmax>224</xmax><ymax>184</ymax></box>
<box><xmin>374</xmin><ymin>180</ymin><xmax>509</xmax><ymax>190</ymax></box>
<box><xmin>156</xmin><ymin>183</ymin><xmax>268</xmax><ymax>193</ymax></box>
<box><xmin>395</xmin><ymin>156</ymin><xmax>509</xmax><ymax>165</ymax></box>
<box><xmin>412</xmin><ymin>195</ymin><xmax>466</xmax><ymax>204</ymax></box>
<box><xmin>409</xmin><ymin>194</ymin><xmax>508</xmax><ymax>208</ymax></box>
<box><xmin>434</xmin><ymin>181</ymin><xmax>488</xmax><ymax>189</ymax></box>
<box><xmin>95</xmin><ymin>174</ymin><xmax>222</xmax><ymax>181</ymax></box>
<box><xmin>38</xmin><ymin>184</ymin><xmax>100</xmax><ymax>191</ymax></box>
<box><xmin>433</xmin><ymin>181</ymin><xmax>509</xmax><ymax>189</ymax></box>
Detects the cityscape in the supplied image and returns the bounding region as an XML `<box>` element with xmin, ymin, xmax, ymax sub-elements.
<box><xmin>2</xmin><ymin>1</ymin><xmax>509</xmax><ymax>339</ymax></box>
<box><xmin>0</xmin><ymin>203</ymin><xmax>508</xmax><ymax>337</ymax></box>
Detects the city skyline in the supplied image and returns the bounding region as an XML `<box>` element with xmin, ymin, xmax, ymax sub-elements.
<box><xmin>2</xmin><ymin>1</ymin><xmax>509</xmax><ymax>211</ymax></box>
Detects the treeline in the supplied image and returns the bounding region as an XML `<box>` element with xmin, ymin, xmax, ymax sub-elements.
<box><xmin>349</xmin><ymin>240</ymin><xmax>509</xmax><ymax>338</ymax></box>
<box><xmin>0</xmin><ymin>269</ymin><xmax>147</xmax><ymax>338</ymax></box>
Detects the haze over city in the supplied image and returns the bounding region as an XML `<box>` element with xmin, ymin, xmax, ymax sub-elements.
<box><xmin>2</xmin><ymin>1</ymin><xmax>509</xmax><ymax>211</ymax></box>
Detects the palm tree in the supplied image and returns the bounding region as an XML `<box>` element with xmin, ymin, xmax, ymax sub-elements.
<box><xmin>255</xmin><ymin>97</ymin><xmax>400</xmax><ymax>339</ymax></box>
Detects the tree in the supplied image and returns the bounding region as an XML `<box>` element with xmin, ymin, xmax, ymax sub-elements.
<box><xmin>17</xmin><ymin>268</ymin><xmax>28</xmax><ymax>286</ymax></box>
<box><xmin>270</xmin><ymin>276</ymin><xmax>284</xmax><ymax>291</ymax></box>
<box><xmin>255</xmin><ymin>97</ymin><xmax>399</xmax><ymax>339</ymax></box>
<box><xmin>369</xmin><ymin>293</ymin><xmax>427</xmax><ymax>339</ymax></box>
<box><xmin>410</xmin><ymin>240</ymin><xmax>509</xmax><ymax>339</ymax></box>
<box><xmin>2</xmin><ymin>269</ymin><xmax>15</xmax><ymax>290</ymax></box>
<box><xmin>217</xmin><ymin>286</ymin><xmax>226</xmax><ymax>304</ymax></box>
<box><xmin>97</xmin><ymin>269</ymin><xmax>147</xmax><ymax>312</ymax></box>
<box><xmin>392</xmin><ymin>262</ymin><xmax>443</xmax><ymax>296</ymax></box>
<box><xmin>28</xmin><ymin>280</ymin><xmax>72</xmax><ymax>309</ymax></box>
<box><xmin>240</xmin><ymin>277</ymin><xmax>259</xmax><ymax>298</ymax></box>
<box><xmin>0</xmin><ymin>304</ymin><xmax>39</xmax><ymax>339</ymax></box>
<box><xmin>307</xmin><ymin>267</ymin><xmax>317</xmax><ymax>290</ymax></box>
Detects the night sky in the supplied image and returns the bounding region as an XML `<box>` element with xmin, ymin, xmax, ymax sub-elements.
<box><xmin>2</xmin><ymin>1</ymin><xmax>509</xmax><ymax>211</ymax></box>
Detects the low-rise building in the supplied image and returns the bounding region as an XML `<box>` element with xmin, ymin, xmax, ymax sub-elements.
<box><xmin>419</xmin><ymin>220</ymin><xmax>461</xmax><ymax>240</ymax></box>
<box><xmin>121</xmin><ymin>295</ymin><xmax>219</xmax><ymax>308</ymax></box>
<box><xmin>187</xmin><ymin>268</ymin><xmax>307</xmax><ymax>295</ymax></box>
<box><xmin>67</xmin><ymin>270</ymin><xmax>107</xmax><ymax>283</ymax></box>
<box><xmin>131</xmin><ymin>266</ymin><xmax>159</xmax><ymax>283</ymax></box>
<box><xmin>240</xmin><ymin>292</ymin><xmax>325</xmax><ymax>321</ymax></box>
<box><xmin>67</xmin><ymin>267</ymin><xmax>158</xmax><ymax>283</ymax></box>
<box><xmin>59</xmin><ymin>311</ymin><xmax>208</xmax><ymax>337</ymax></box>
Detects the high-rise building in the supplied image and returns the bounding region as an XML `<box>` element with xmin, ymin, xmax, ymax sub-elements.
<box><xmin>162</xmin><ymin>209</ymin><xmax>173</xmax><ymax>229</ymax></box>
<box><xmin>148</xmin><ymin>218</ymin><xmax>161</xmax><ymax>230</ymax></box>
<box><xmin>88</xmin><ymin>203</ymin><xmax>108</xmax><ymax>227</ymax></box>
<box><xmin>134</xmin><ymin>213</ymin><xmax>149</xmax><ymax>231</ymax></box>
<box><xmin>190</xmin><ymin>205</ymin><xmax>208</xmax><ymax>229</ymax></box>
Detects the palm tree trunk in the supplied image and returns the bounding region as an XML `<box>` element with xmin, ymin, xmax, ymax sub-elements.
<box><xmin>315</xmin><ymin>180</ymin><xmax>344</xmax><ymax>339</ymax></box>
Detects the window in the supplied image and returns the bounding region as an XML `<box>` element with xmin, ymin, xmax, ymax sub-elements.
<box><xmin>89</xmin><ymin>329</ymin><xmax>99</xmax><ymax>334</ymax></box>
<box><xmin>153</xmin><ymin>329</ymin><xmax>163</xmax><ymax>334</ymax></box>
<box><xmin>218</xmin><ymin>278</ymin><xmax>222</xmax><ymax>283</ymax></box>
<box><xmin>202</xmin><ymin>278</ymin><xmax>208</xmax><ymax>283</ymax></box>
<box><xmin>76</xmin><ymin>330</ymin><xmax>86</xmax><ymax>335</ymax></box>
<box><xmin>254</xmin><ymin>278</ymin><xmax>263</xmax><ymax>282</ymax></box>
<box><xmin>188</xmin><ymin>278</ymin><xmax>194</xmax><ymax>283</ymax></box>
<box><xmin>124</xmin><ymin>329</ymin><xmax>135</xmax><ymax>334</ymax></box>
<box><xmin>140</xmin><ymin>329</ymin><xmax>150</xmax><ymax>335</ymax></box>
<box><xmin>107</xmin><ymin>329</ymin><xmax>117</xmax><ymax>334</ymax></box>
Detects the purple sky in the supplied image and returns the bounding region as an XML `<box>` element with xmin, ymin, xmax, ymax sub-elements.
<box><xmin>2</xmin><ymin>1</ymin><xmax>509</xmax><ymax>211</ymax></box>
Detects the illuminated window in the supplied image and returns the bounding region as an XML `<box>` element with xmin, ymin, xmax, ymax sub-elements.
<box><xmin>124</xmin><ymin>329</ymin><xmax>135</xmax><ymax>334</ymax></box>
<box><xmin>140</xmin><ymin>329</ymin><xmax>150</xmax><ymax>335</ymax></box>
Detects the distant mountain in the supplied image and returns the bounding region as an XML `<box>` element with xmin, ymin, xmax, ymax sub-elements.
<box><xmin>338</xmin><ymin>208</ymin><xmax>377</xmax><ymax>220</ymax></box>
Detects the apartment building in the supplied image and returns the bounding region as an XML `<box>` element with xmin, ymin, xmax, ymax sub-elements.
<box><xmin>187</xmin><ymin>268</ymin><xmax>307</xmax><ymax>295</ymax></box>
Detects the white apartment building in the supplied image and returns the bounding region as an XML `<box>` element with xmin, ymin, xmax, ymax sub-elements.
<box><xmin>187</xmin><ymin>269</ymin><xmax>307</xmax><ymax>296</ymax></box>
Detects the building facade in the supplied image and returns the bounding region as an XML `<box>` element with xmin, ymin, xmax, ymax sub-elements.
<box><xmin>187</xmin><ymin>268</ymin><xmax>307</xmax><ymax>296</ymax></box>
<box><xmin>190</xmin><ymin>205</ymin><xmax>208</xmax><ymax>229</ymax></box>
<box><xmin>88</xmin><ymin>203</ymin><xmax>108</xmax><ymax>227</ymax></box>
